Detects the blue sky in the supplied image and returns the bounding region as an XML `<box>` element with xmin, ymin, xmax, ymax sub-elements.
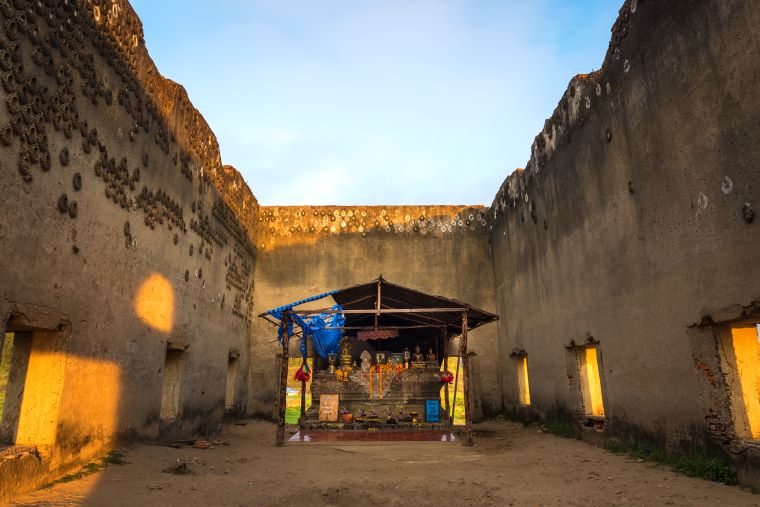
<box><xmin>130</xmin><ymin>0</ymin><xmax>620</xmax><ymax>205</ymax></box>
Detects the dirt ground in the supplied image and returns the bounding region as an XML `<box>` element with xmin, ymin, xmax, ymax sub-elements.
<box><xmin>7</xmin><ymin>419</ymin><xmax>760</xmax><ymax>507</ymax></box>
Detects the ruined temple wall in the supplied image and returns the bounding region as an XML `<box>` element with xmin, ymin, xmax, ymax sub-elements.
<box><xmin>490</xmin><ymin>0</ymin><xmax>760</xmax><ymax>475</ymax></box>
<box><xmin>0</xmin><ymin>0</ymin><xmax>256</xmax><ymax>496</ymax></box>
<box><xmin>249</xmin><ymin>205</ymin><xmax>499</xmax><ymax>419</ymax></box>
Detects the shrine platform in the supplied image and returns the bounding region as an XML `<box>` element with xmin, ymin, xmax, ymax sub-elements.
<box><xmin>288</xmin><ymin>430</ymin><xmax>457</xmax><ymax>443</ymax></box>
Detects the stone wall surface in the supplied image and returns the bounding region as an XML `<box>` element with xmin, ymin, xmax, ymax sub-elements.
<box><xmin>0</xmin><ymin>0</ymin><xmax>256</xmax><ymax>497</ymax></box>
<box><xmin>490</xmin><ymin>0</ymin><xmax>760</xmax><ymax>484</ymax></box>
<box><xmin>249</xmin><ymin>205</ymin><xmax>499</xmax><ymax>419</ymax></box>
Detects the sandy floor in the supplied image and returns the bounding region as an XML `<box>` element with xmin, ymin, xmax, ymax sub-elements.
<box><xmin>7</xmin><ymin>419</ymin><xmax>760</xmax><ymax>507</ymax></box>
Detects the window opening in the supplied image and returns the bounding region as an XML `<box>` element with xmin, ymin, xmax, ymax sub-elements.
<box><xmin>717</xmin><ymin>323</ymin><xmax>760</xmax><ymax>439</ymax></box>
<box><xmin>576</xmin><ymin>345</ymin><xmax>605</xmax><ymax>422</ymax></box>
<box><xmin>516</xmin><ymin>354</ymin><xmax>531</xmax><ymax>406</ymax></box>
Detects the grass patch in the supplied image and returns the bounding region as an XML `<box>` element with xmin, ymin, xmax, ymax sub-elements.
<box><xmin>543</xmin><ymin>418</ymin><xmax>578</xmax><ymax>439</ymax></box>
<box><xmin>605</xmin><ymin>439</ymin><xmax>737</xmax><ymax>485</ymax></box>
<box><xmin>41</xmin><ymin>451</ymin><xmax>128</xmax><ymax>489</ymax></box>
<box><xmin>672</xmin><ymin>453</ymin><xmax>737</xmax><ymax>484</ymax></box>
<box><xmin>499</xmin><ymin>408</ymin><xmax>577</xmax><ymax>438</ymax></box>
<box><xmin>102</xmin><ymin>450</ymin><xmax>128</xmax><ymax>465</ymax></box>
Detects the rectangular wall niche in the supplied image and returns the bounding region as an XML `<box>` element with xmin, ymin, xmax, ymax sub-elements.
<box><xmin>576</xmin><ymin>345</ymin><xmax>605</xmax><ymax>418</ymax></box>
<box><xmin>225</xmin><ymin>352</ymin><xmax>240</xmax><ymax>411</ymax></box>
<box><xmin>717</xmin><ymin>324</ymin><xmax>760</xmax><ymax>440</ymax></box>
<box><xmin>160</xmin><ymin>349</ymin><xmax>185</xmax><ymax>421</ymax></box>
<box><xmin>515</xmin><ymin>354</ymin><xmax>531</xmax><ymax>406</ymax></box>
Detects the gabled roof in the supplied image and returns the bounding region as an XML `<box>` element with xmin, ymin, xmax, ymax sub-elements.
<box><xmin>260</xmin><ymin>276</ymin><xmax>498</xmax><ymax>342</ymax></box>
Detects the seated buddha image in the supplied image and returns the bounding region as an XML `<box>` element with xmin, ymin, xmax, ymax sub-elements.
<box><xmin>412</xmin><ymin>344</ymin><xmax>425</xmax><ymax>368</ymax></box>
<box><xmin>426</xmin><ymin>345</ymin><xmax>436</xmax><ymax>367</ymax></box>
<box><xmin>340</xmin><ymin>336</ymin><xmax>351</xmax><ymax>356</ymax></box>
<box><xmin>339</xmin><ymin>336</ymin><xmax>353</xmax><ymax>369</ymax></box>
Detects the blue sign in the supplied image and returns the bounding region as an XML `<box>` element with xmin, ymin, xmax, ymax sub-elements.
<box><xmin>425</xmin><ymin>400</ymin><xmax>440</xmax><ymax>422</ymax></box>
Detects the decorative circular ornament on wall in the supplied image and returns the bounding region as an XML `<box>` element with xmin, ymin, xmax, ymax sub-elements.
<box><xmin>697</xmin><ymin>192</ymin><xmax>709</xmax><ymax>210</ymax></box>
<box><xmin>721</xmin><ymin>176</ymin><xmax>733</xmax><ymax>195</ymax></box>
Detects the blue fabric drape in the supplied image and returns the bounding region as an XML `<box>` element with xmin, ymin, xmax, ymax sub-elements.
<box><xmin>265</xmin><ymin>290</ymin><xmax>343</xmax><ymax>359</ymax></box>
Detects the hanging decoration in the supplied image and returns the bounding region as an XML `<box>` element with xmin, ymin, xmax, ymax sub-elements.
<box><xmin>295</xmin><ymin>362</ymin><xmax>311</xmax><ymax>382</ymax></box>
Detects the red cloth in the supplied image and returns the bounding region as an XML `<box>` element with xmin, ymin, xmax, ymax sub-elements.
<box><xmin>440</xmin><ymin>371</ymin><xmax>454</xmax><ymax>384</ymax></box>
<box><xmin>295</xmin><ymin>364</ymin><xmax>311</xmax><ymax>382</ymax></box>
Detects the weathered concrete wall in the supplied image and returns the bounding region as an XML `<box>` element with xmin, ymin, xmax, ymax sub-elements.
<box><xmin>490</xmin><ymin>0</ymin><xmax>760</xmax><ymax>485</ymax></box>
<box><xmin>4</xmin><ymin>0</ymin><xmax>758</xmax><ymax>496</ymax></box>
<box><xmin>250</xmin><ymin>205</ymin><xmax>499</xmax><ymax>419</ymax></box>
<box><xmin>0</xmin><ymin>0</ymin><xmax>256</xmax><ymax>497</ymax></box>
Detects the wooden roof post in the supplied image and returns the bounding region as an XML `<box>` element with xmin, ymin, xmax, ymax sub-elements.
<box><xmin>460</xmin><ymin>310</ymin><xmax>473</xmax><ymax>446</ymax></box>
<box><xmin>443</xmin><ymin>328</ymin><xmax>451</xmax><ymax>427</ymax></box>
<box><xmin>276</xmin><ymin>312</ymin><xmax>290</xmax><ymax>446</ymax></box>
<box><xmin>374</xmin><ymin>278</ymin><xmax>381</xmax><ymax>330</ymax></box>
<box><xmin>299</xmin><ymin>333</ymin><xmax>308</xmax><ymax>427</ymax></box>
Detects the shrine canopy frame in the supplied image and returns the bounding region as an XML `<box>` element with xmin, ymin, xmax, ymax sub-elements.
<box><xmin>258</xmin><ymin>276</ymin><xmax>498</xmax><ymax>340</ymax></box>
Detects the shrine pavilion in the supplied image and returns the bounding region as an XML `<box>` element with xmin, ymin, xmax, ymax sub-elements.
<box><xmin>259</xmin><ymin>276</ymin><xmax>499</xmax><ymax>445</ymax></box>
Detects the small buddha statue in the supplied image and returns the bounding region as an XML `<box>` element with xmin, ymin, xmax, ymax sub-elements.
<box><xmin>426</xmin><ymin>345</ymin><xmax>437</xmax><ymax>368</ymax></box>
<box><xmin>412</xmin><ymin>344</ymin><xmax>425</xmax><ymax>368</ymax></box>
<box><xmin>360</xmin><ymin>350</ymin><xmax>372</xmax><ymax>371</ymax></box>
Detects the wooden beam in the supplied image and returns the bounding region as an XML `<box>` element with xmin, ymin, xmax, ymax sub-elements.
<box><xmin>340</xmin><ymin>324</ymin><xmax>438</xmax><ymax>330</ymax></box>
<box><xmin>286</xmin><ymin>307</ymin><xmax>468</xmax><ymax>316</ymax></box>
<box><xmin>275</xmin><ymin>313</ymin><xmax>290</xmax><ymax>447</ymax></box>
<box><xmin>338</xmin><ymin>293</ymin><xmax>376</xmax><ymax>307</ymax></box>
<box><xmin>460</xmin><ymin>311</ymin><xmax>473</xmax><ymax>446</ymax></box>
<box><xmin>380</xmin><ymin>300</ymin><xmax>453</xmax><ymax>326</ymax></box>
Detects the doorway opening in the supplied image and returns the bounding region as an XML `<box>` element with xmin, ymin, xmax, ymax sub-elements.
<box><xmin>0</xmin><ymin>334</ymin><xmax>14</xmax><ymax>423</ymax></box>
<box><xmin>0</xmin><ymin>318</ymin><xmax>69</xmax><ymax>449</ymax></box>
<box><xmin>0</xmin><ymin>332</ymin><xmax>20</xmax><ymax>447</ymax></box>
<box><xmin>716</xmin><ymin>323</ymin><xmax>760</xmax><ymax>440</ymax></box>
<box><xmin>160</xmin><ymin>348</ymin><xmax>185</xmax><ymax>421</ymax></box>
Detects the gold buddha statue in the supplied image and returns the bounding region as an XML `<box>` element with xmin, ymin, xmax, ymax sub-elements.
<box><xmin>339</xmin><ymin>336</ymin><xmax>353</xmax><ymax>369</ymax></box>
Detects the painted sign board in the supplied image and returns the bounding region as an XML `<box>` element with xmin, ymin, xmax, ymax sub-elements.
<box><xmin>425</xmin><ymin>399</ymin><xmax>440</xmax><ymax>422</ymax></box>
<box><xmin>319</xmin><ymin>394</ymin><xmax>339</xmax><ymax>422</ymax></box>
